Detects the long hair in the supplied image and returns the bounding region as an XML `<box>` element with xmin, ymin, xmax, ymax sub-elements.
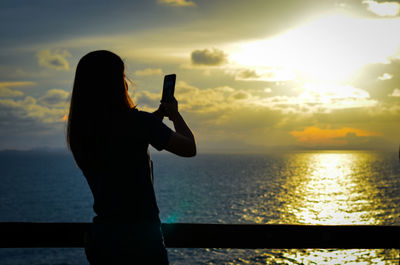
<box><xmin>67</xmin><ymin>50</ymin><xmax>134</xmax><ymax>169</ymax></box>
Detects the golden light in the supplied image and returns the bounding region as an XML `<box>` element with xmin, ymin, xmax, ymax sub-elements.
<box><xmin>229</xmin><ymin>12</ymin><xmax>400</xmax><ymax>82</ymax></box>
<box><xmin>240</xmin><ymin>152</ymin><xmax>386</xmax><ymax>226</ymax></box>
<box><xmin>298</xmin><ymin>82</ymin><xmax>376</xmax><ymax>109</ymax></box>
<box><xmin>290</xmin><ymin>126</ymin><xmax>381</xmax><ymax>146</ymax></box>
<box><xmin>240</xmin><ymin>152</ymin><xmax>398</xmax><ymax>263</ymax></box>
<box><xmin>283</xmin><ymin>152</ymin><xmax>382</xmax><ymax>225</ymax></box>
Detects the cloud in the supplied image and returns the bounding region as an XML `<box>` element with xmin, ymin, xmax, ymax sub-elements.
<box><xmin>251</xmin><ymin>83</ymin><xmax>377</xmax><ymax>114</ymax></box>
<box><xmin>0</xmin><ymin>96</ymin><xmax>67</xmax><ymax>149</ymax></box>
<box><xmin>363</xmin><ymin>0</ymin><xmax>400</xmax><ymax>16</ymax></box>
<box><xmin>230</xmin><ymin>90</ymin><xmax>250</xmax><ymax>100</ymax></box>
<box><xmin>290</xmin><ymin>126</ymin><xmax>381</xmax><ymax>146</ymax></box>
<box><xmin>132</xmin><ymin>80</ymin><xmax>252</xmax><ymax>120</ymax></box>
<box><xmin>39</xmin><ymin>89</ymin><xmax>70</xmax><ymax>107</ymax></box>
<box><xmin>264</xmin><ymin>88</ymin><xmax>272</xmax><ymax>93</ymax></box>
<box><xmin>134</xmin><ymin>68</ymin><xmax>163</xmax><ymax>76</ymax></box>
<box><xmin>388</xmin><ymin>88</ymin><xmax>400</xmax><ymax>97</ymax></box>
<box><xmin>174</xmin><ymin>81</ymin><xmax>240</xmax><ymax>113</ymax></box>
<box><xmin>227</xmin><ymin>67</ymin><xmax>294</xmax><ymax>82</ymax></box>
<box><xmin>0</xmin><ymin>78</ymin><xmax>397</xmax><ymax>151</ymax></box>
<box><xmin>3</xmin><ymin>2</ymin><xmax>400</xmax><ymax>151</ymax></box>
<box><xmin>0</xmin><ymin>81</ymin><xmax>36</xmax><ymax>98</ymax></box>
<box><xmin>37</xmin><ymin>49</ymin><xmax>71</xmax><ymax>71</ymax></box>
<box><xmin>378</xmin><ymin>73</ymin><xmax>393</xmax><ymax>80</ymax></box>
<box><xmin>191</xmin><ymin>48</ymin><xmax>227</xmax><ymax>66</ymax></box>
<box><xmin>0</xmin><ymin>81</ymin><xmax>36</xmax><ymax>88</ymax></box>
<box><xmin>157</xmin><ymin>0</ymin><xmax>196</xmax><ymax>7</ymax></box>
<box><xmin>235</xmin><ymin>69</ymin><xmax>261</xmax><ymax>80</ymax></box>
<box><xmin>134</xmin><ymin>90</ymin><xmax>161</xmax><ymax>107</ymax></box>
<box><xmin>351</xmin><ymin>59</ymin><xmax>400</xmax><ymax>101</ymax></box>
<box><xmin>0</xmin><ymin>87</ymin><xmax>24</xmax><ymax>98</ymax></box>
<box><xmin>0</xmin><ymin>96</ymin><xmax>67</xmax><ymax>134</ymax></box>
<box><xmin>133</xmin><ymin>80</ymin><xmax>379</xmax><ymax>120</ymax></box>
<box><xmin>0</xmin><ymin>88</ymin><xmax>69</xmax><ymax>133</ymax></box>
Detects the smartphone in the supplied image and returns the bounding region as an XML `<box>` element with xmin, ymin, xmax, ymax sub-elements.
<box><xmin>161</xmin><ymin>74</ymin><xmax>176</xmax><ymax>103</ymax></box>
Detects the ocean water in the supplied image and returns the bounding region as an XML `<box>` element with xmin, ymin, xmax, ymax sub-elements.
<box><xmin>0</xmin><ymin>150</ymin><xmax>399</xmax><ymax>264</ymax></box>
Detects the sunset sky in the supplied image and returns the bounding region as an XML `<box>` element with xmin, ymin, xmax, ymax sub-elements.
<box><xmin>0</xmin><ymin>0</ymin><xmax>399</xmax><ymax>152</ymax></box>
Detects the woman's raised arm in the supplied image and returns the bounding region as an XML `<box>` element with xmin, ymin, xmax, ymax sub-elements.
<box><xmin>162</xmin><ymin>99</ymin><xmax>196</xmax><ymax>157</ymax></box>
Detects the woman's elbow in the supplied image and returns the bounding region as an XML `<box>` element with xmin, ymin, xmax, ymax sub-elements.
<box><xmin>165</xmin><ymin>133</ymin><xmax>196</xmax><ymax>157</ymax></box>
<box><xmin>191</xmin><ymin>140</ymin><xmax>197</xmax><ymax>156</ymax></box>
<box><xmin>183</xmin><ymin>143</ymin><xmax>196</xmax><ymax>157</ymax></box>
<box><xmin>188</xmin><ymin>145</ymin><xmax>197</xmax><ymax>157</ymax></box>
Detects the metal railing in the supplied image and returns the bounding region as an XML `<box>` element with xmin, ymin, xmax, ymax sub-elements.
<box><xmin>0</xmin><ymin>222</ymin><xmax>399</xmax><ymax>249</ymax></box>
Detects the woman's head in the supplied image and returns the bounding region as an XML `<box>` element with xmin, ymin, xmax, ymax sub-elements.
<box><xmin>67</xmin><ymin>50</ymin><xmax>134</xmax><ymax>168</ymax></box>
<box><xmin>71</xmin><ymin>50</ymin><xmax>133</xmax><ymax>110</ymax></box>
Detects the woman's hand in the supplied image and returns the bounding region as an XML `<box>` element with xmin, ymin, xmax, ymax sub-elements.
<box><xmin>161</xmin><ymin>98</ymin><xmax>179</xmax><ymax>121</ymax></box>
<box><xmin>153</xmin><ymin>104</ymin><xmax>165</xmax><ymax>120</ymax></box>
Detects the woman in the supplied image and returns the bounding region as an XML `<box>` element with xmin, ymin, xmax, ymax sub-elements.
<box><xmin>67</xmin><ymin>50</ymin><xmax>196</xmax><ymax>264</ymax></box>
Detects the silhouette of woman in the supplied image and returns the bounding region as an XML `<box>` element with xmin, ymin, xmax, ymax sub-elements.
<box><xmin>67</xmin><ymin>50</ymin><xmax>196</xmax><ymax>264</ymax></box>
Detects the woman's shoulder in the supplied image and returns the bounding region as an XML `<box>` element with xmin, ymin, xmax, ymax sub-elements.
<box><xmin>130</xmin><ymin>108</ymin><xmax>151</xmax><ymax>117</ymax></box>
<box><xmin>128</xmin><ymin>108</ymin><xmax>159</xmax><ymax>123</ymax></box>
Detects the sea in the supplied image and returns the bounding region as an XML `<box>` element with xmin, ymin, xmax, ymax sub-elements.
<box><xmin>0</xmin><ymin>150</ymin><xmax>399</xmax><ymax>264</ymax></box>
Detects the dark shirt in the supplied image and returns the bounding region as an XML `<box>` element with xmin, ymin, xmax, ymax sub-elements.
<box><xmin>82</xmin><ymin>108</ymin><xmax>172</xmax><ymax>223</ymax></box>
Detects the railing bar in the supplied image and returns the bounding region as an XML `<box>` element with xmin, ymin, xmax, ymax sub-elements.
<box><xmin>0</xmin><ymin>222</ymin><xmax>399</xmax><ymax>249</ymax></box>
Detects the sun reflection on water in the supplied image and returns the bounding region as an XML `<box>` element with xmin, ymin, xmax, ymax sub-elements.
<box><xmin>286</xmin><ymin>152</ymin><xmax>380</xmax><ymax>225</ymax></box>
<box><xmin>239</xmin><ymin>151</ymin><xmax>400</xmax><ymax>264</ymax></box>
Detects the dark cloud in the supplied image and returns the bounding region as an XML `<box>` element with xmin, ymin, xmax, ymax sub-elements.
<box><xmin>191</xmin><ymin>48</ymin><xmax>227</xmax><ymax>66</ymax></box>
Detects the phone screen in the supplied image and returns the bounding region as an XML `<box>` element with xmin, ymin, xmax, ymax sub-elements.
<box><xmin>161</xmin><ymin>74</ymin><xmax>176</xmax><ymax>103</ymax></box>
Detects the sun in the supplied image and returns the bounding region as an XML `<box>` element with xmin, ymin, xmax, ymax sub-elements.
<box><xmin>227</xmin><ymin>12</ymin><xmax>400</xmax><ymax>109</ymax></box>
<box><xmin>229</xmin><ymin>12</ymin><xmax>400</xmax><ymax>83</ymax></box>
